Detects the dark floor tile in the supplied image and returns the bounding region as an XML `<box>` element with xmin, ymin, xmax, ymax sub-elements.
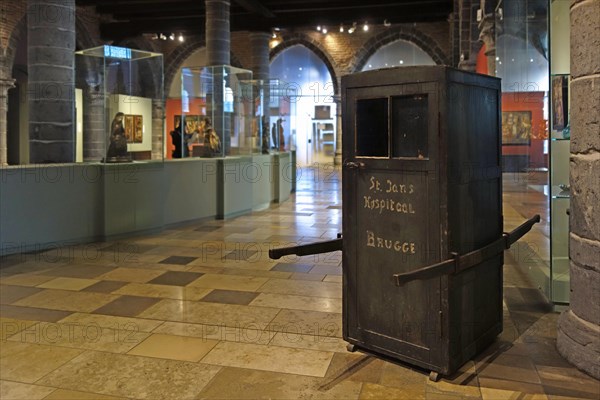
<box><xmin>222</xmin><ymin>250</ymin><xmax>259</xmax><ymax>261</ymax></box>
<box><xmin>327</xmin><ymin>205</ymin><xmax>342</xmax><ymax>210</ymax></box>
<box><xmin>221</xmin><ymin>226</ymin><xmax>257</xmax><ymax>234</ymax></box>
<box><xmin>277</xmin><ymin>211</ymin><xmax>313</xmax><ymax>216</ymax></box>
<box><xmin>0</xmin><ymin>285</ymin><xmax>43</xmax><ymax>305</ymax></box>
<box><xmin>271</xmin><ymin>263</ymin><xmax>313</xmax><ymax>273</ymax></box>
<box><xmin>92</xmin><ymin>295</ymin><xmax>160</xmax><ymax>317</ymax></box>
<box><xmin>43</xmin><ymin>265</ymin><xmax>117</xmax><ymax>279</ymax></box>
<box><xmin>148</xmin><ymin>271</ymin><xmax>204</xmax><ymax>286</ymax></box>
<box><xmin>81</xmin><ymin>280</ymin><xmax>129</xmax><ymax>293</ymax></box>
<box><xmin>200</xmin><ymin>289</ymin><xmax>259</xmax><ymax>305</ymax></box>
<box><xmin>159</xmin><ymin>256</ymin><xmax>198</xmax><ymax>265</ymax></box>
<box><xmin>0</xmin><ymin>255</ymin><xmax>26</xmax><ymax>270</ymax></box>
<box><xmin>0</xmin><ymin>304</ymin><xmax>73</xmax><ymax>322</ymax></box>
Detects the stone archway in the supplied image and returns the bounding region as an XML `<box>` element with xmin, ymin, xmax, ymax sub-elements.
<box><xmin>351</xmin><ymin>25</ymin><xmax>451</xmax><ymax>73</ymax></box>
<box><xmin>270</xmin><ymin>33</ymin><xmax>339</xmax><ymax>95</ymax></box>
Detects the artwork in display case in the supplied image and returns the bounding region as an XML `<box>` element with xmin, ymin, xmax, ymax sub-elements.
<box><xmin>502</xmin><ymin>111</ymin><xmax>532</xmax><ymax>145</ymax></box>
<box><xmin>552</xmin><ymin>75</ymin><xmax>569</xmax><ymax>132</ymax></box>
<box><xmin>134</xmin><ymin>115</ymin><xmax>143</xmax><ymax>143</ymax></box>
<box><xmin>124</xmin><ymin>115</ymin><xmax>134</xmax><ymax>142</ymax></box>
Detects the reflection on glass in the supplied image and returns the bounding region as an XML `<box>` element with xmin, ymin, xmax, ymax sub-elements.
<box><xmin>391</xmin><ymin>95</ymin><xmax>428</xmax><ymax>158</ymax></box>
<box><xmin>356</xmin><ymin>98</ymin><xmax>388</xmax><ymax>157</ymax></box>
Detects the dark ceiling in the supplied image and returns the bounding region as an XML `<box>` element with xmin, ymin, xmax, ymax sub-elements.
<box><xmin>76</xmin><ymin>0</ymin><xmax>453</xmax><ymax>41</ymax></box>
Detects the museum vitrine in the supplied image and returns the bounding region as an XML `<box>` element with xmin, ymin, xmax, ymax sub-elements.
<box><xmin>175</xmin><ymin>65</ymin><xmax>254</xmax><ymax>158</ymax></box>
<box><xmin>75</xmin><ymin>45</ymin><xmax>164</xmax><ymax>162</ymax></box>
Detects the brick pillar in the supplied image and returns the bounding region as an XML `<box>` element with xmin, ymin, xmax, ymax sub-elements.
<box><xmin>206</xmin><ymin>0</ymin><xmax>230</xmax><ymax>66</ymax></box>
<box><xmin>0</xmin><ymin>79</ymin><xmax>16</xmax><ymax>165</ymax></box>
<box><xmin>152</xmin><ymin>99</ymin><xmax>164</xmax><ymax>160</ymax></box>
<box><xmin>27</xmin><ymin>0</ymin><xmax>76</xmax><ymax>163</ymax></box>
<box><xmin>556</xmin><ymin>0</ymin><xmax>600</xmax><ymax>380</ymax></box>
<box><xmin>82</xmin><ymin>83</ymin><xmax>104</xmax><ymax>162</ymax></box>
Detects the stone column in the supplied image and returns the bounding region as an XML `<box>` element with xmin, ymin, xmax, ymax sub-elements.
<box><xmin>249</xmin><ymin>32</ymin><xmax>271</xmax><ymax>152</ymax></box>
<box><xmin>477</xmin><ymin>0</ymin><xmax>499</xmax><ymax>76</ymax></box>
<box><xmin>28</xmin><ymin>0</ymin><xmax>76</xmax><ymax>163</ymax></box>
<box><xmin>152</xmin><ymin>99</ymin><xmax>165</xmax><ymax>160</ymax></box>
<box><xmin>556</xmin><ymin>0</ymin><xmax>600</xmax><ymax>380</ymax></box>
<box><xmin>82</xmin><ymin>83</ymin><xmax>105</xmax><ymax>162</ymax></box>
<box><xmin>0</xmin><ymin>79</ymin><xmax>16</xmax><ymax>165</ymax></box>
<box><xmin>206</xmin><ymin>0</ymin><xmax>231</xmax><ymax>66</ymax></box>
<box><xmin>206</xmin><ymin>0</ymin><xmax>231</xmax><ymax>155</ymax></box>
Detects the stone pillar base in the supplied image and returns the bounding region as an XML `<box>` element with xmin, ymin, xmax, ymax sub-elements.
<box><xmin>557</xmin><ymin>310</ymin><xmax>600</xmax><ymax>379</ymax></box>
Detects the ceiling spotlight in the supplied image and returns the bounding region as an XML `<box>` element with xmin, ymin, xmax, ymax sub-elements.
<box><xmin>178</xmin><ymin>33</ymin><xmax>184</xmax><ymax>42</ymax></box>
<box><xmin>339</xmin><ymin>24</ymin><xmax>344</xmax><ymax>33</ymax></box>
<box><xmin>348</xmin><ymin>22</ymin><xmax>357</xmax><ymax>34</ymax></box>
<box><xmin>316</xmin><ymin>25</ymin><xmax>321</xmax><ymax>31</ymax></box>
<box><xmin>322</xmin><ymin>27</ymin><xmax>328</xmax><ymax>34</ymax></box>
<box><xmin>159</xmin><ymin>33</ymin><xmax>167</xmax><ymax>40</ymax></box>
<box><xmin>169</xmin><ymin>33</ymin><xmax>175</xmax><ymax>40</ymax></box>
<box><xmin>383</xmin><ymin>19</ymin><xmax>391</xmax><ymax>27</ymax></box>
<box><xmin>272</xmin><ymin>32</ymin><xmax>277</xmax><ymax>38</ymax></box>
<box><xmin>151</xmin><ymin>33</ymin><xmax>159</xmax><ymax>40</ymax></box>
<box><xmin>363</xmin><ymin>22</ymin><xmax>369</xmax><ymax>31</ymax></box>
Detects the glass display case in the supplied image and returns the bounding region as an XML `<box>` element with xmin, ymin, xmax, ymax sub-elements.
<box><xmin>176</xmin><ymin>65</ymin><xmax>254</xmax><ymax>158</ymax></box>
<box><xmin>550</xmin><ymin>74</ymin><xmax>571</xmax><ymax>304</ymax></box>
<box><xmin>75</xmin><ymin>45</ymin><xmax>164</xmax><ymax>162</ymax></box>
<box><xmin>549</xmin><ymin>0</ymin><xmax>571</xmax><ymax>306</ymax></box>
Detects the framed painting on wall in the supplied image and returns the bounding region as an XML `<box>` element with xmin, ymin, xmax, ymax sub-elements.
<box><xmin>124</xmin><ymin>115</ymin><xmax>134</xmax><ymax>142</ymax></box>
<box><xmin>502</xmin><ymin>111</ymin><xmax>532</xmax><ymax>145</ymax></box>
<box><xmin>134</xmin><ymin>115</ymin><xmax>143</xmax><ymax>143</ymax></box>
<box><xmin>551</xmin><ymin>75</ymin><xmax>569</xmax><ymax>132</ymax></box>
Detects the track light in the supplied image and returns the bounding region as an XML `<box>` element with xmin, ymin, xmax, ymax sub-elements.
<box><xmin>316</xmin><ymin>25</ymin><xmax>321</xmax><ymax>31</ymax></box>
<box><xmin>322</xmin><ymin>27</ymin><xmax>328</xmax><ymax>34</ymax></box>
<box><xmin>178</xmin><ymin>33</ymin><xmax>184</xmax><ymax>42</ymax></box>
<box><xmin>348</xmin><ymin>22</ymin><xmax>357</xmax><ymax>34</ymax></box>
<box><xmin>363</xmin><ymin>22</ymin><xmax>369</xmax><ymax>32</ymax></box>
<box><xmin>339</xmin><ymin>24</ymin><xmax>344</xmax><ymax>33</ymax></box>
<box><xmin>384</xmin><ymin>19</ymin><xmax>391</xmax><ymax>27</ymax></box>
<box><xmin>169</xmin><ymin>33</ymin><xmax>175</xmax><ymax>40</ymax></box>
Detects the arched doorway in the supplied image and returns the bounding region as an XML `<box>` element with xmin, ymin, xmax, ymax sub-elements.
<box><xmin>361</xmin><ymin>39</ymin><xmax>436</xmax><ymax>71</ymax></box>
<box><xmin>270</xmin><ymin>45</ymin><xmax>336</xmax><ymax>166</ymax></box>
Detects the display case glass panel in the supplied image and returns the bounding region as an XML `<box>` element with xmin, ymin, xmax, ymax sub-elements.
<box><xmin>176</xmin><ymin>65</ymin><xmax>253</xmax><ymax>158</ymax></box>
<box><xmin>75</xmin><ymin>45</ymin><xmax>164</xmax><ymax>163</ymax></box>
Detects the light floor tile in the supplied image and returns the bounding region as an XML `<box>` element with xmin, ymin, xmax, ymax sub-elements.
<box><xmin>198</xmin><ymin>367</ymin><xmax>362</xmax><ymax>399</ymax></box>
<box><xmin>112</xmin><ymin>282</ymin><xmax>211</xmax><ymax>301</ymax></box>
<box><xmin>43</xmin><ymin>389</ymin><xmax>124</xmax><ymax>400</ymax></box>
<box><xmin>0</xmin><ymin>341</ymin><xmax>83</xmax><ymax>383</ymax></box>
<box><xmin>360</xmin><ymin>382</ymin><xmax>425</xmax><ymax>400</ymax></box>
<box><xmin>250</xmin><ymin>292</ymin><xmax>342</xmax><ymax>313</ymax></box>
<box><xmin>127</xmin><ymin>333</ymin><xmax>218</xmax><ymax>362</ymax></box>
<box><xmin>138</xmin><ymin>299</ymin><xmax>280</xmax><ymax>327</ymax></box>
<box><xmin>7</xmin><ymin>322</ymin><xmax>150</xmax><ymax>354</ymax></box>
<box><xmin>480</xmin><ymin>387</ymin><xmax>548</xmax><ymax>400</ymax></box>
<box><xmin>57</xmin><ymin>312</ymin><xmax>163</xmax><ymax>333</ymax></box>
<box><xmin>12</xmin><ymin>290</ymin><xmax>118</xmax><ymax>313</ymax></box>
<box><xmin>0</xmin><ymin>318</ymin><xmax>38</xmax><ymax>341</ymax></box>
<box><xmin>202</xmin><ymin>341</ymin><xmax>334</xmax><ymax>377</ymax></box>
<box><xmin>96</xmin><ymin>268</ymin><xmax>165</xmax><ymax>283</ymax></box>
<box><xmin>0</xmin><ymin>274</ymin><xmax>55</xmax><ymax>287</ymax></box>
<box><xmin>37</xmin><ymin>277</ymin><xmax>99</xmax><ymax>291</ymax></box>
<box><xmin>153</xmin><ymin>321</ymin><xmax>275</xmax><ymax>345</ymax></box>
<box><xmin>267</xmin><ymin>308</ymin><xmax>342</xmax><ymax>338</ymax></box>
<box><xmin>0</xmin><ymin>381</ymin><xmax>55</xmax><ymax>400</ymax></box>
<box><xmin>258</xmin><ymin>278</ymin><xmax>342</xmax><ymax>299</ymax></box>
<box><xmin>37</xmin><ymin>351</ymin><xmax>221</xmax><ymax>400</ymax></box>
<box><xmin>269</xmin><ymin>331</ymin><xmax>348</xmax><ymax>353</ymax></box>
<box><xmin>188</xmin><ymin>274</ymin><xmax>269</xmax><ymax>292</ymax></box>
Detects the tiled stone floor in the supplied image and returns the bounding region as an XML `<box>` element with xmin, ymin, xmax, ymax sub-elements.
<box><xmin>1</xmin><ymin>168</ymin><xmax>599</xmax><ymax>399</ymax></box>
